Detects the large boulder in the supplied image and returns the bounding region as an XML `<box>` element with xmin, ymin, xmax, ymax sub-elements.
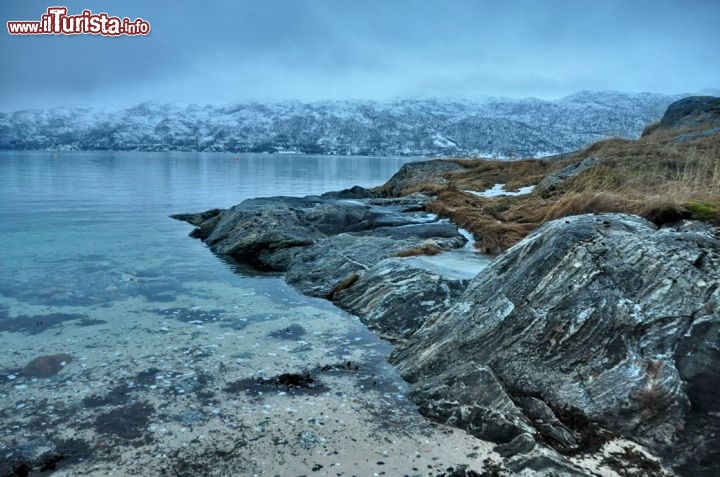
<box><xmin>392</xmin><ymin>213</ymin><xmax>720</xmax><ymax>475</ymax></box>
<box><xmin>375</xmin><ymin>159</ymin><xmax>465</xmax><ymax>196</ymax></box>
<box><xmin>175</xmin><ymin>196</ymin><xmax>428</xmax><ymax>269</ymax></box>
<box><xmin>659</xmin><ymin>96</ymin><xmax>720</xmax><ymax>130</ymax></box>
<box><xmin>333</xmin><ymin>257</ymin><xmax>470</xmax><ymax>341</ymax></box>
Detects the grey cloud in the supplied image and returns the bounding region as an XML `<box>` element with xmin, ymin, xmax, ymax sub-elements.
<box><xmin>0</xmin><ymin>0</ymin><xmax>718</xmax><ymax>110</ymax></box>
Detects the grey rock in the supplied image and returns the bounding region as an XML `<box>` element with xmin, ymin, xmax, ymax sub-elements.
<box><xmin>504</xmin><ymin>451</ymin><xmax>592</xmax><ymax>477</ymax></box>
<box><xmin>320</xmin><ymin>185</ymin><xmax>377</xmax><ymax>200</ymax></box>
<box><xmin>170</xmin><ymin>208</ymin><xmax>223</xmax><ymax>226</ymax></box>
<box><xmin>285</xmin><ymin>223</ymin><xmax>466</xmax><ymax>298</ymax></box>
<box><xmin>333</xmin><ymin>257</ymin><xmax>469</xmax><ymax>340</ymax></box>
<box><xmin>536</xmin><ymin>156</ymin><xmax>603</xmax><ymax>197</ymax></box>
<box><xmin>670</xmin><ymin>315</ymin><xmax>720</xmax><ymax>477</ymax></box>
<box><xmin>407</xmin><ymin>361</ymin><xmax>535</xmax><ymax>444</ymax></box>
<box><xmin>184</xmin><ymin>196</ymin><xmax>420</xmax><ymax>268</ymax></box>
<box><xmin>675</xmin><ymin>315</ymin><xmax>720</xmax><ymax>413</ymax></box>
<box><xmin>392</xmin><ymin>213</ymin><xmax>720</xmax><ymax>474</ymax></box>
<box><xmin>496</xmin><ymin>433</ymin><xmax>594</xmax><ymax>476</ymax></box>
<box><xmin>377</xmin><ymin>159</ymin><xmax>464</xmax><ymax>196</ymax></box>
<box><xmin>284</xmin><ymin>233</ymin><xmax>404</xmax><ymax>297</ymax></box>
<box><xmin>515</xmin><ymin>397</ymin><xmax>578</xmax><ymax>451</ymax></box>
<box><xmin>192</xmin><ymin>215</ymin><xmax>223</xmax><ymax>240</ymax></box>
<box><xmin>370</xmin><ymin>222</ymin><xmax>467</xmax><ymax>241</ymax></box>
<box><xmin>659</xmin><ymin>96</ymin><xmax>720</xmax><ymax>129</ymax></box>
<box><xmin>365</xmin><ymin>192</ymin><xmax>434</xmax><ymax>211</ymax></box>
<box><xmin>173</xmin><ymin>194</ymin><xmax>470</xmax><ymax>342</ymax></box>
<box><xmin>673</xmin><ymin>126</ymin><xmax>720</xmax><ymax>144</ymax></box>
<box><xmin>171</xmin><ymin>209</ymin><xmax>224</xmax><ymax>240</ymax></box>
<box><xmin>494</xmin><ymin>432</ymin><xmax>538</xmax><ymax>458</ymax></box>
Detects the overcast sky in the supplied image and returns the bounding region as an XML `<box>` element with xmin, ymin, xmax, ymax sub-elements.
<box><xmin>1</xmin><ymin>0</ymin><xmax>718</xmax><ymax>111</ymax></box>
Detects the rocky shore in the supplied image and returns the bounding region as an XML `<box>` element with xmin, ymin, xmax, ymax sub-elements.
<box><xmin>173</xmin><ymin>176</ymin><xmax>471</xmax><ymax>343</ymax></box>
<box><xmin>174</xmin><ymin>97</ymin><xmax>720</xmax><ymax>476</ymax></box>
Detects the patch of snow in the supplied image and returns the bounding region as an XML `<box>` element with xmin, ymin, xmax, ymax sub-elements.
<box><xmin>465</xmin><ymin>183</ymin><xmax>535</xmax><ymax>198</ymax></box>
<box><xmin>431</xmin><ymin>132</ymin><xmax>458</xmax><ymax>148</ymax></box>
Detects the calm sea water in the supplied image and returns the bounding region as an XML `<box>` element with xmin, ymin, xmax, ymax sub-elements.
<box><xmin>0</xmin><ymin>151</ymin><xmax>421</xmax><ymax>308</ymax></box>
<box><xmin>1</xmin><ymin>151</ymin><xmax>498</xmax><ymax>475</ymax></box>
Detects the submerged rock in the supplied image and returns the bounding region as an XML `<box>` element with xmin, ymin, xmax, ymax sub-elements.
<box><xmin>22</xmin><ymin>354</ymin><xmax>73</xmax><ymax>378</ymax></box>
<box><xmin>392</xmin><ymin>213</ymin><xmax>720</xmax><ymax>475</ymax></box>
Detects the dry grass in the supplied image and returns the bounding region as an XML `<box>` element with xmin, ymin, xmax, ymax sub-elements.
<box><xmin>411</xmin><ymin>127</ymin><xmax>720</xmax><ymax>252</ymax></box>
<box><xmin>574</xmin><ymin>137</ymin><xmax>635</xmax><ymax>159</ymax></box>
<box><xmin>447</xmin><ymin>158</ymin><xmax>569</xmax><ymax>191</ymax></box>
<box><xmin>327</xmin><ymin>272</ymin><xmax>360</xmax><ymax>300</ymax></box>
<box><xmin>566</xmin><ymin>142</ymin><xmax>720</xmax><ymax>202</ymax></box>
<box><xmin>395</xmin><ymin>244</ymin><xmax>442</xmax><ymax>257</ymax></box>
<box><xmin>641</xmin><ymin>121</ymin><xmax>662</xmax><ymax>137</ymax></box>
<box><xmin>426</xmin><ymin>191</ymin><xmax>541</xmax><ymax>252</ymax></box>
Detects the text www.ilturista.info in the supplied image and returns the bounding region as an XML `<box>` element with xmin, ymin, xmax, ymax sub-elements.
<box><xmin>7</xmin><ymin>7</ymin><xmax>150</xmax><ymax>36</ymax></box>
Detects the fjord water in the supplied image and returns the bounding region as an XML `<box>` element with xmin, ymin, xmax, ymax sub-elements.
<box><xmin>0</xmin><ymin>151</ymin><xmax>494</xmax><ymax>475</ymax></box>
<box><xmin>0</xmin><ymin>150</ymin><xmax>419</xmax><ymax>306</ymax></box>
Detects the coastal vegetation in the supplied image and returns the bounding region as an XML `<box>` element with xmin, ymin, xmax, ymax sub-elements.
<box><xmin>384</xmin><ymin>99</ymin><xmax>720</xmax><ymax>253</ymax></box>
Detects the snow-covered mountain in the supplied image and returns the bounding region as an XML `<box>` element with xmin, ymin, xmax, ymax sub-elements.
<box><xmin>0</xmin><ymin>91</ymin><xmax>688</xmax><ymax>157</ymax></box>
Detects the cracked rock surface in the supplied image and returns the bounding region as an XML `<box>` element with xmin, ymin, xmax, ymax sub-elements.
<box><xmin>391</xmin><ymin>213</ymin><xmax>720</xmax><ymax>476</ymax></box>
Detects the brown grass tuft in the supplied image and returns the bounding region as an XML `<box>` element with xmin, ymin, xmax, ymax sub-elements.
<box><xmin>641</xmin><ymin>121</ymin><xmax>662</xmax><ymax>137</ymax></box>
<box><xmin>541</xmin><ymin>192</ymin><xmax>636</xmax><ymax>221</ymax></box>
<box><xmin>327</xmin><ymin>273</ymin><xmax>360</xmax><ymax>300</ymax></box>
<box><xmin>370</xmin><ymin>117</ymin><xmax>719</xmax><ymax>253</ymax></box>
<box><xmin>395</xmin><ymin>244</ymin><xmax>442</xmax><ymax>257</ymax></box>
<box><xmin>416</xmin><ymin>127</ymin><xmax>720</xmax><ymax>251</ymax></box>
<box><xmin>447</xmin><ymin>158</ymin><xmax>566</xmax><ymax>192</ymax></box>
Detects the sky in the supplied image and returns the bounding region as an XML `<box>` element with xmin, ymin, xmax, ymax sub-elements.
<box><xmin>1</xmin><ymin>0</ymin><xmax>719</xmax><ymax>111</ymax></box>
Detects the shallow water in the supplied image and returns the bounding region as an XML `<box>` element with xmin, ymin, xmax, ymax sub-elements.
<box><xmin>0</xmin><ymin>151</ymin><xmax>497</xmax><ymax>475</ymax></box>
